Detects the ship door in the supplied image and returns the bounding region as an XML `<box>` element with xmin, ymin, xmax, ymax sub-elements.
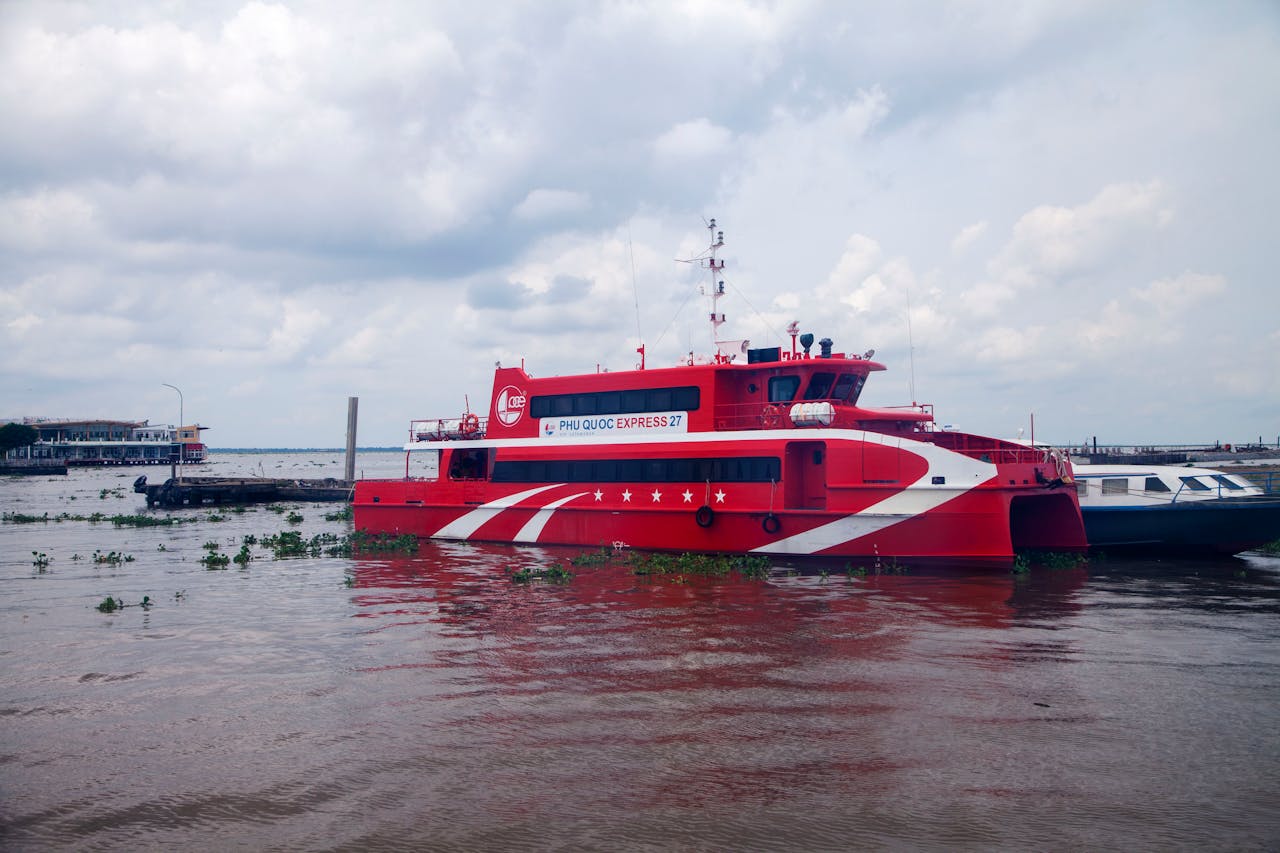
<box><xmin>448</xmin><ymin>448</ymin><xmax>491</xmax><ymax>505</ymax></box>
<box><xmin>784</xmin><ymin>441</ymin><xmax>827</xmax><ymax>510</ymax></box>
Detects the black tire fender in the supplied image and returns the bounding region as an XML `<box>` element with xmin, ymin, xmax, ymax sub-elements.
<box><xmin>695</xmin><ymin>504</ymin><xmax>715</xmax><ymax>528</ymax></box>
<box><xmin>762</xmin><ymin>513</ymin><xmax>781</xmax><ymax>535</ymax></box>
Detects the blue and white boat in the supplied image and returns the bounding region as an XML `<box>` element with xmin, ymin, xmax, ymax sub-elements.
<box><xmin>1074</xmin><ymin>463</ymin><xmax>1280</xmax><ymax>554</ymax></box>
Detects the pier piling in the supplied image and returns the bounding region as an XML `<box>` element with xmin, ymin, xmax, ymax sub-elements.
<box><xmin>344</xmin><ymin>397</ymin><xmax>358</xmax><ymax>482</ymax></box>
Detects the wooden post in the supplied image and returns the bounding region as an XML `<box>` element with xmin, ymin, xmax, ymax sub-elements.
<box><xmin>344</xmin><ymin>397</ymin><xmax>358</xmax><ymax>482</ymax></box>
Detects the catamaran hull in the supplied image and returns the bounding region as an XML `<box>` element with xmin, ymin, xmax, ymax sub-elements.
<box><xmin>354</xmin><ymin>479</ymin><xmax>1084</xmax><ymax>568</ymax></box>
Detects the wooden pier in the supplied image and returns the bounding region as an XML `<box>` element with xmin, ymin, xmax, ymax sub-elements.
<box><xmin>133</xmin><ymin>475</ymin><xmax>353</xmax><ymax>508</ymax></box>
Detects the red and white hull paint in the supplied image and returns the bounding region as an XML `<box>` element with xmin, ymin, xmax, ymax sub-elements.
<box><xmin>355</xmin><ymin>430</ymin><xmax>1084</xmax><ymax>568</ymax></box>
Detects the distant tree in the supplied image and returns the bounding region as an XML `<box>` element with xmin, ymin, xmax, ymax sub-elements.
<box><xmin>0</xmin><ymin>423</ymin><xmax>39</xmax><ymax>455</ymax></box>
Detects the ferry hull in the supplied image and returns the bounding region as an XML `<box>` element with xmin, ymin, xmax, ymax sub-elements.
<box><xmin>354</xmin><ymin>479</ymin><xmax>1084</xmax><ymax>568</ymax></box>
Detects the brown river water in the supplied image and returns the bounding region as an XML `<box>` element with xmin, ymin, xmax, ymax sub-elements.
<box><xmin>3</xmin><ymin>452</ymin><xmax>1279</xmax><ymax>850</ymax></box>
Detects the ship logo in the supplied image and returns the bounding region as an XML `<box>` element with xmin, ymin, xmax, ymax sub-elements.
<box><xmin>543</xmin><ymin>421</ymin><xmax>555</xmax><ymax>437</ymax></box>
<box><xmin>496</xmin><ymin>385</ymin><xmax>526</xmax><ymax>427</ymax></box>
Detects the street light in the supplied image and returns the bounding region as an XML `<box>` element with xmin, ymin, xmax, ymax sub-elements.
<box><xmin>162</xmin><ymin>383</ymin><xmax>183</xmax><ymax>483</ymax></box>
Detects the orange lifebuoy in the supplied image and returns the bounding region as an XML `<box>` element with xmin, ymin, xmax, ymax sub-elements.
<box><xmin>462</xmin><ymin>413</ymin><xmax>480</xmax><ymax>434</ymax></box>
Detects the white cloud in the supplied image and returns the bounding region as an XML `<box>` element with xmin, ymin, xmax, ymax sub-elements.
<box><xmin>951</xmin><ymin>221</ymin><xmax>987</xmax><ymax>253</ymax></box>
<box><xmin>513</xmin><ymin>188</ymin><xmax>590</xmax><ymax>221</ymax></box>
<box><xmin>994</xmin><ymin>181</ymin><xmax>1173</xmax><ymax>283</ymax></box>
<box><xmin>1136</xmin><ymin>271</ymin><xmax>1226</xmax><ymax>312</ymax></box>
<box><xmin>652</xmin><ymin>118</ymin><xmax>733</xmax><ymax>164</ymax></box>
<box><xmin>0</xmin><ymin>189</ymin><xmax>101</xmax><ymax>252</ymax></box>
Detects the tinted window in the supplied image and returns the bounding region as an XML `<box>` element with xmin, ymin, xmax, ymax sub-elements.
<box><xmin>769</xmin><ymin>375</ymin><xmax>800</xmax><ymax>403</ymax></box>
<box><xmin>831</xmin><ymin>373</ymin><xmax>859</xmax><ymax>400</ymax></box>
<box><xmin>1144</xmin><ymin>477</ymin><xmax>1171</xmax><ymax>493</ymax></box>
<box><xmin>803</xmin><ymin>372</ymin><xmax>836</xmax><ymax>400</ymax></box>
<box><xmin>1210</xmin><ymin>474</ymin><xmax>1244</xmax><ymax>491</ymax></box>
<box><xmin>1101</xmin><ymin>478</ymin><xmax>1128</xmax><ymax>496</ymax></box>
<box><xmin>1179</xmin><ymin>476</ymin><xmax>1211</xmax><ymax>491</ymax></box>
<box><xmin>531</xmin><ymin>386</ymin><xmax>699</xmax><ymax>417</ymax></box>
<box><xmin>490</xmin><ymin>455</ymin><xmax>780</xmax><ymax>483</ymax></box>
<box><xmin>648</xmin><ymin>388</ymin><xmax>672</xmax><ymax>410</ymax></box>
<box><xmin>673</xmin><ymin>387</ymin><xmax>700</xmax><ymax>409</ymax></box>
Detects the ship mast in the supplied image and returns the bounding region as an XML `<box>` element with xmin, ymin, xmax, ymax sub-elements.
<box><xmin>704</xmin><ymin>218</ymin><xmax>726</xmax><ymax>359</ymax></box>
<box><xmin>674</xmin><ymin>217</ymin><xmax>744</xmax><ymax>364</ymax></box>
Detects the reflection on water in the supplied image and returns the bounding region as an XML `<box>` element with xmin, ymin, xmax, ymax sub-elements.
<box><xmin>2</xmin><ymin>455</ymin><xmax>1279</xmax><ymax>849</ymax></box>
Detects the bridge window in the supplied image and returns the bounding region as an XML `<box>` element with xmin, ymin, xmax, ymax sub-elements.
<box><xmin>768</xmin><ymin>375</ymin><xmax>800</xmax><ymax>403</ymax></box>
<box><xmin>1144</xmin><ymin>477</ymin><xmax>1171</xmax><ymax>492</ymax></box>
<box><xmin>831</xmin><ymin>373</ymin><xmax>859</xmax><ymax>401</ymax></box>
<box><xmin>1178</xmin><ymin>476</ymin><xmax>1211</xmax><ymax>491</ymax></box>
<box><xmin>803</xmin><ymin>372</ymin><xmax>836</xmax><ymax>400</ymax></box>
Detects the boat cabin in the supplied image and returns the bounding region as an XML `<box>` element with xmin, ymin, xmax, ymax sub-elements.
<box><xmin>1074</xmin><ymin>467</ymin><xmax>1264</xmax><ymax>505</ymax></box>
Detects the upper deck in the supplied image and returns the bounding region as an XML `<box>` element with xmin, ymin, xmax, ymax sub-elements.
<box><xmin>409</xmin><ymin>341</ymin><xmax>935</xmax><ymax>444</ymax></box>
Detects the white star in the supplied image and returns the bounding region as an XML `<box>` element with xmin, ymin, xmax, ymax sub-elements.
<box><xmin>651</xmin><ymin>489</ymin><xmax>662</xmax><ymax>502</ymax></box>
<box><xmin>593</xmin><ymin>489</ymin><xmax>603</xmax><ymax>501</ymax></box>
<box><xmin>714</xmin><ymin>490</ymin><xmax>727</xmax><ymax>503</ymax></box>
<box><xmin>682</xmin><ymin>490</ymin><xmax>693</xmax><ymax>503</ymax></box>
<box><xmin>622</xmin><ymin>489</ymin><xmax>632</xmax><ymax>502</ymax></box>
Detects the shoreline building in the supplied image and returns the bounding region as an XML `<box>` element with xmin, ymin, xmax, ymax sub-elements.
<box><xmin>1</xmin><ymin>418</ymin><xmax>208</xmax><ymax>466</ymax></box>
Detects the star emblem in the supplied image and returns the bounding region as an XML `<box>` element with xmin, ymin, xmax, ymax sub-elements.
<box><xmin>593</xmin><ymin>490</ymin><xmax>603</xmax><ymax>501</ymax></box>
<box><xmin>681</xmin><ymin>490</ymin><xmax>693</xmax><ymax>503</ymax></box>
<box><xmin>651</xmin><ymin>489</ymin><xmax>662</xmax><ymax>502</ymax></box>
<box><xmin>622</xmin><ymin>489</ymin><xmax>632</xmax><ymax>502</ymax></box>
<box><xmin>714</xmin><ymin>490</ymin><xmax>727</xmax><ymax>503</ymax></box>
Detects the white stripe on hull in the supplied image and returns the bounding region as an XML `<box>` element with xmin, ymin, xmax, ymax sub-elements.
<box><xmin>432</xmin><ymin>484</ymin><xmax>562</xmax><ymax>539</ymax></box>
<box><xmin>514</xmin><ymin>492</ymin><xmax>590</xmax><ymax>542</ymax></box>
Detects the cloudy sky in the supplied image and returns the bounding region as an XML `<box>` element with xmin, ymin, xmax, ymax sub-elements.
<box><xmin>2</xmin><ymin>1</ymin><xmax>1277</xmax><ymax>449</ymax></box>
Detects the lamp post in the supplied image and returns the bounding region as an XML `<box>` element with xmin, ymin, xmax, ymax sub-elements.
<box><xmin>162</xmin><ymin>383</ymin><xmax>183</xmax><ymax>483</ymax></box>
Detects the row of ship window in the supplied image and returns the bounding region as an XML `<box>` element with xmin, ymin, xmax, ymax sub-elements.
<box><xmin>1079</xmin><ymin>474</ymin><xmax>1247</xmax><ymax>496</ymax></box>
<box><xmin>490</xmin><ymin>456</ymin><xmax>782</xmax><ymax>484</ymax></box>
<box><xmin>526</xmin><ymin>372</ymin><xmax>869</xmax><ymax>419</ymax></box>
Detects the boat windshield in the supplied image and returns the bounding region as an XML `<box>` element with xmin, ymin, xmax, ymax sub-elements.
<box><xmin>802</xmin><ymin>372</ymin><xmax>836</xmax><ymax>400</ymax></box>
<box><xmin>1178</xmin><ymin>476</ymin><xmax>1211</xmax><ymax>491</ymax></box>
<box><xmin>831</xmin><ymin>373</ymin><xmax>864</xmax><ymax>403</ymax></box>
<box><xmin>1210</xmin><ymin>474</ymin><xmax>1245</xmax><ymax>491</ymax></box>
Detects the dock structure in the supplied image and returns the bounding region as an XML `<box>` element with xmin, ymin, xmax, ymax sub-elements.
<box><xmin>134</xmin><ymin>475</ymin><xmax>353</xmax><ymax>508</ymax></box>
<box><xmin>0</xmin><ymin>459</ymin><xmax>68</xmax><ymax>475</ymax></box>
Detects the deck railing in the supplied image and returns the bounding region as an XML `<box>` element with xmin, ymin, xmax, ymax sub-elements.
<box><xmin>924</xmin><ymin>431</ymin><xmax>1057</xmax><ymax>465</ymax></box>
<box><xmin>409</xmin><ymin>417</ymin><xmax>488</xmax><ymax>443</ymax></box>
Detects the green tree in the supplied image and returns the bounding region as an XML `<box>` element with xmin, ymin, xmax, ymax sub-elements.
<box><xmin>0</xmin><ymin>423</ymin><xmax>39</xmax><ymax>455</ymax></box>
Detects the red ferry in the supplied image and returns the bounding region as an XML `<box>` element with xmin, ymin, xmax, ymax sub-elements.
<box><xmin>354</xmin><ymin>222</ymin><xmax>1086</xmax><ymax>567</ymax></box>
